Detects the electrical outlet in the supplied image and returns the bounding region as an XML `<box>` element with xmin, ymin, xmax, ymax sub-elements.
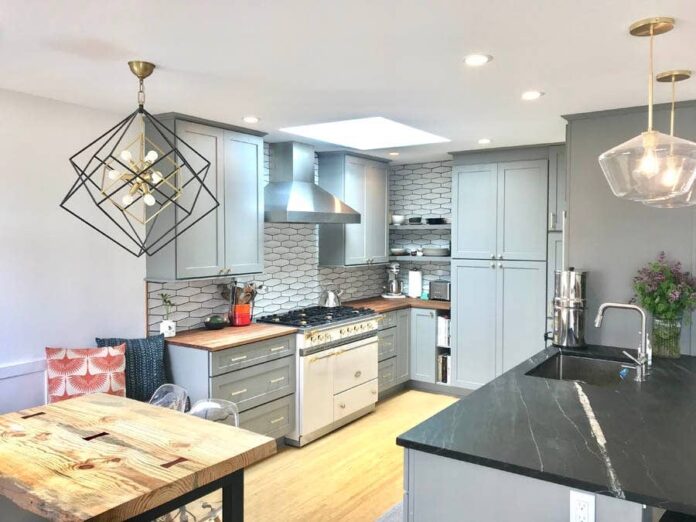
<box><xmin>569</xmin><ymin>490</ymin><xmax>595</xmax><ymax>522</ymax></box>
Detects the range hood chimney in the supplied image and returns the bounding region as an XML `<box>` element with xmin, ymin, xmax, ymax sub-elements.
<box><xmin>264</xmin><ymin>142</ymin><xmax>361</xmax><ymax>224</ymax></box>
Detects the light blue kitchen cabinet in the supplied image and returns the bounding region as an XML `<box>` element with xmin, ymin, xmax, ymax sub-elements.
<box><xmin>498</xmin><ymin>260</ymin><xmax>547</xmax><ymax>373</ymax></box>
<box><xmin>410</xmin><ymin>308</ymin><xmax>437</xmax><ymax>383</ymax></box>
<box><xmin>451</xmin><ymin>164</ymin><xmax>498</xmax><ymax>259</ymax></box>
<box><xmin>497</xmin><ymin>160</ymin><xmax>548</xmax><ymax>261</ymax></box>
<box><xmin>395</xmin><ymin>308</ymin><xmax>410</xmax><ymax>383</ymax></box>
<box><xmin>452</xmin><ymin>259</ymin><xmax>546</xmax><ymax>388</ymax></box>
<box><xmin>452</xmin><ymin>159</ymin><xmax>547</xmax><ymax>261</ymax></box>
<box><xmin>547</xmin><ymin>145</ymin><xmax>567</xmax><ymax>232</ymax></box>
<box><xmin>451</xmin><ymin>260</ymin><xmax>498</xmax><ymax>388</ymax></box>
<box><xmin>223</xmin><ymin>130</ymin><xmax>264</xmax><ymax>274</ymax></box>
<box><xmin>546</xmin><ymin>232</ymin><xmax>563</xmax><ymax>318</ymax></box>
<box><xmin>318</xmin><ymin>153</ymin><xmax>389</xmax><ymax>266</ymax></box>
<box><xmin>146</xmin><ymin>114</ymin><xmax>265</xmax><ymax>280</ymax></box>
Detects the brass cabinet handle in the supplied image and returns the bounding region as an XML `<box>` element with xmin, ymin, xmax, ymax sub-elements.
<box><xmin>229</xmin><ymin>355</ymin><xmax>247</xmax><ymax>363</ymax></box>
<box><xmin>269</xmin><ymin>346</ymin><xmax>286</xmax><ymax>352</ymax></box>
<box><xmin>230</xmin><ymin>388</ymin><xmax>247</xmax><ymax>396</ymax></box>
<box><xmin>270</xmin><ymin>416</ymin><xmax>285</xmax><ymax>424</ymax></box>
<box><xmin>269</xmin><ymin>376</ymin><xmax>285</xmax><ymax>384</ymax></box>
<box><xmin>354</xmin><ymin>370</ymin><xmax>362</xmax><ymax>378</ymax></box>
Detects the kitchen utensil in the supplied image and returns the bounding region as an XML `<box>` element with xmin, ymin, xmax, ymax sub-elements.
<box><xmin>319</xmin><ymin>289</ymin><xmax>344</xmax><ymax>307</ymax></box>
<box><xmin>408</xmin><ymin>269</ymin><xmax>423</xmax><ymax>298</ymax></box>
<box><xmin>390</xmin><ymin>248</ymin><xmax>407</xmax><ymax>256</ymax></box>
<box><xmin>391</xmin><ymin>214</ymin><xmax>406</xmax><ymax>225</ymax></box>
<box><xmin>422</xmin><ymin>247</ymin><xmax>450</xmax><ymax>257</ymax></box>
<box><xmin>408</xmin><ymin>216</ymin><xmax>422</xmax><ymax>224</ymax></box>
<box><xmin>430</xmin><ymin>280</ymin><xmax>451</xmax><ymax>301</ymax></box>
<box><xmin>230</xmin><ymin>304</ymin><xmax>252</xmax><ymax>326</ymax></box>
<box><xmin>204</xmin><ymin>315</ymin><xmax>228</xmax><ymax>330</ymax></box>
<box><xmin>425</xmin><ymin>217</ymin><xmax>446</xmax><ymax>225</ymax></box>
<box><xmin>551</xmin><ymin>268</ymin><xmax>587</xmax><ymax>348</ymax></box>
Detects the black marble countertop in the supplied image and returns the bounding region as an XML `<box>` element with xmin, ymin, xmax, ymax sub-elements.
<box><xmin>397</xmin><ymin>345</ymin><xmax>696</xmax><ymax>514</ymax></box>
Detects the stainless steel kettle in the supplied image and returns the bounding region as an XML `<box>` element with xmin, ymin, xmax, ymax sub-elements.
<box><xmin>319</xmin><ymin>289</ymin><xmax>344</xmax><ymax>308</ymax></box>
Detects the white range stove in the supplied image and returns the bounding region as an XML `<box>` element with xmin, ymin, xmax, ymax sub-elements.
<box><xmin>258</xmin><ymin>306</ymin><xmax>380</xmax><ymax>446</ymax></box>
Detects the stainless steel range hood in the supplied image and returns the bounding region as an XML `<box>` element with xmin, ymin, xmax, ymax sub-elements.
<box><xmin>265</xmin><ymin>142</ymin><xmax>360</xmax><ymax>224</ymax></box>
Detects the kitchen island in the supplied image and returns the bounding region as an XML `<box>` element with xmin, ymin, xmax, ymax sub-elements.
<box><xmin>397</xmin><ymin>344</ymin><xmax>696</xmax><ymax>521</ymax></box>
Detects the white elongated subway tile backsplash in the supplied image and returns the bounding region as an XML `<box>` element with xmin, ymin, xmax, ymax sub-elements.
<box><xmin>147</xmin><ymin>149</ymin><xmax>453</xmax><ymax>333</ymax></box>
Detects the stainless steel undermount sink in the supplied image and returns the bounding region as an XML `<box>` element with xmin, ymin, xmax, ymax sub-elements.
<box><xmin>526</xmin><ymin>353</ymin><xmax>636</xmax><ymax>387</ymax></box>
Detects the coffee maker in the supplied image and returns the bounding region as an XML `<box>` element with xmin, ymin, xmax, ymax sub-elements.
<box><xmin>382</xmin><ymin>263</ymin><xmax>405</xmax><ymax>298</ymax></box>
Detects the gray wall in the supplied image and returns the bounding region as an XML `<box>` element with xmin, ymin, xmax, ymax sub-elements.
<box><xmin>565</xmin><ymin>101</ymin><xmax>696</xmax><ymax>353</ymax></box>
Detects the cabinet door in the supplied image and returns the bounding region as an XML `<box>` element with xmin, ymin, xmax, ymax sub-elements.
<box><xmin>452</xmin><ymin>164</ymin><xmax>497</xmax><ymax>259</ymax></box>
<box><xmin>496</xmin><ymin>160</ymin><xmax>548</xmax><ymax>261</ymax></box>
<box><xmin>546</xmin><ymin>232</ymin><xmax>563</xmax><ymax>320</ymax></box>
<box><xmin>548</xmin><ymin>145</ymin><xmax>566</xmax><ymax>232</ymax></box>
<box><xmin>175</xmin><ymin>121</ymin><xmax>225</xmax><ymax>279</ymax></box>
<box><xmin>395</xmin><ymin>308</ymin><xmax>410</xmax><ymax>383</ymax></box>
<box><xmin>365</xmin><ymin>163</ymin><xmax>389</xmax><ymax>263</ymax></box>
<box><xmin>343</xmin><ymin>158</ymin><xmax>368</xmax><ymax>265</ymax></box>
<box><xmin>451</xmin><ymin>260</ymin><xmax>497</xmax><ymax>389</ymax></box>
<box><xmin>410</xmin><ymin>308</ymin><xmax>437</xmax><ymax>383</ymax></box>
<box><xmin>223</xmin><ymin>131</ymin><xmax>264</xmax><ymax>274</ymax></box>
<box><xmin>498</xmin><ymin>260</ymin><xmax>546</xmax><ymax>373</ymax></box>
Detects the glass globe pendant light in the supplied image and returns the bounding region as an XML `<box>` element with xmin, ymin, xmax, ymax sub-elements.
<box><xmin>642</xmin><ymin>70</ymin><xmax>696</xmax><ymax>208</ymax></box>
<box><xmin>598</xmin><ymin>17</ymin><xmax>696</xmax><ymax>203</ymax></box>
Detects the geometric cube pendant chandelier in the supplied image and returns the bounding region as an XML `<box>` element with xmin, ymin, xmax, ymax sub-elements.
<box><xmin>61</xmin><ymin>61</ymin><xmax>218</xmax><ymax>257</ymax></box>
<box><xmin>598</xmin><ymin>17</ymin><xmax>696</xmax><ymax>205</ymax></box>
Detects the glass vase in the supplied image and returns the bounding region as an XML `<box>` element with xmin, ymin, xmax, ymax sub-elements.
<box><xmin>651</xmin><ymin>316</ymin><xmax>682</xmax><ymax>358</ymax></box>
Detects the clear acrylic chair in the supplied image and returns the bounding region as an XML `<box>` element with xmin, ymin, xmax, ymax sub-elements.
<box><xmin>189</xmin><ymin>398</ymin><xmax>240</xmax><ymax>427</ymax></box>
<box><xmin>148</xmin><ymin>384</ymin><xmax>188</xmax><ymax>412</ymax></box>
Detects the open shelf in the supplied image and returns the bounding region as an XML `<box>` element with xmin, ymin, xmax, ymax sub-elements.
<box><xmin>389</xmin><ymin>256</ymin><xmax>451</xmax><ymax>263</ymax></box>
<box><xmin>389</xmin><ymin>224</ymin><xmax>451</xmax><ymax>230</ymax></box>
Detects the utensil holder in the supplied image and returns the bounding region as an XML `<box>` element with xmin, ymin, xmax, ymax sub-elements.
<box><xmin>231</xmin><ymin>303</ymin><xmax>252</xmax><ymax>326</ymax></box>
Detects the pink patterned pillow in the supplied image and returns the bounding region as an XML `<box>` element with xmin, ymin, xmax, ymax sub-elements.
<box><xmin>45</xmin><ymin>344</ymin><xmax>126</xmax><ymax>403</ymax></box>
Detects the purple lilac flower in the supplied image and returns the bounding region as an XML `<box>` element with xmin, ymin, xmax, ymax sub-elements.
<box><xmin>668</xmin><ymin>290</ymin><xmax>681</xmax><ymax>303</ymax></box>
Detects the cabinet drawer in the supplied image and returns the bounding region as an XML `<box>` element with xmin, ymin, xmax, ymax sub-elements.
<box><xmin>378</xmin><ymin>357</ymin><xmax>397</xmax><ymax>393</ymax></box>
<box><xmin>334</xmin><ymin>341</ymin><xmax>378</xmax><ymax>394</ymax></box>
<box><xmin>334</xmin><ymin>378</ymin><xmax>378</xmax><ymax>422</ymax></box>
<box><xmin>210</xmin><ymin>335</ymin><xmax>295</xmax><ymax>376</ymax></box>
<box><xmin>239</xmin><ymin>394</ymin><xmax>295</xmax><ymax>439</ymax></box>
<box><xmin>380</xmin><ymin>311</ymin><xmax>397</xmax><ymax>329</ymax></box>
<box><xmin>210</xmin><ymin>355</ymin><xmax>295</xmax><ymax>412</ymax></box>
<box><xmin>378</xmin><ymin>328</ymin><xmax>397</xmax><ymax>362</ymax></box>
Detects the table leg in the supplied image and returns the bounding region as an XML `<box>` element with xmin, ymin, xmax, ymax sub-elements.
<box><xmin>222</xmin><ymin>468</ymin><xmax>244</xmax><ymax>522</ymax></box>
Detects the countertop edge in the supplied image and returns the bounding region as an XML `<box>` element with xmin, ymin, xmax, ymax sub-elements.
<box><xmin>165</xmin><ymin>326</ymin><xmax>298</xmax><ymax>352</ymax></box>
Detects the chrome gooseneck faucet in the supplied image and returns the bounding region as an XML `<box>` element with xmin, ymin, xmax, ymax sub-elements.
<box><xmin>594</xmin><ymin>302</ymin><xmax>651</xmax><ymax>381</ymax></box>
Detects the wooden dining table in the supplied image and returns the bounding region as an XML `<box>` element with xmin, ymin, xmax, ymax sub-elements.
<box><xmin>0</xmin><ymin>393</ymin><xmax>276</xmax><ymax>521</ymax></box>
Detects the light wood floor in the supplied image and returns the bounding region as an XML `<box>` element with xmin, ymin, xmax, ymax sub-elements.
<box><xmin>245</xmin><ymin>389</ymin><xmax>457</xmax><ymax>522</ymax></box>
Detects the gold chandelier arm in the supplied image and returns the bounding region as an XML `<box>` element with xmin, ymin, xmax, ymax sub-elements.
<box><xmin>648</xmin><ymin>25</ymin><xmax>654</xmax><ymax>132</ymax></box>
<box><xmin>670</xmin><ymin>76</ymin><xmax>675</xmax><ymax>136</ymax></box>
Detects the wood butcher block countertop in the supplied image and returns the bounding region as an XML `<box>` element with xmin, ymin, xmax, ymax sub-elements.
<box><xmin>167</xmin><ymin>323</ymin><xmax>298</xmax><ymax>352</ymax></box>
<box><xmin>0</xmin><ymin>393</ymin><xmax>276</xmax><ymax>521</ymax></box>
<box><xmin>346</xmin><ymin>296</ymin><xmax>450</xmax><ymax>313</ymax></box>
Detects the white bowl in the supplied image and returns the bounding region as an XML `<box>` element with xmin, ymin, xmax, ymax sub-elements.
<box><xmin>391</xmin><ymin>215</ymin><xmax>406</xmax><ymax>225</ymax></box>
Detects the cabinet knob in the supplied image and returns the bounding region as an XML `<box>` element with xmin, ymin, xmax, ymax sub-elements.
<box><xmin>490</xmin><ymin>262</ymin><xmax>495</xmax><ymax>268</ymax></box>
<box><xmin>498</xmin><ymin>262</ymin><xmax>503</xmax><ymax>268</ymax></box>
<box><xmin>340</xmin><ymin>403</ymin><xmax>346</xmax><ymax>409</ymax></box>
<box><xmin>355</xmin><ymin>370</ymin><xmax>362</xmax><ymax>378</ymax></box>
<box><xmin>497</xmin><ymin>255</ymin><xmax>503</xmax><ymax>260</ymax></box>
<box><xmin>490</xmin><ymin>254</ymin><xmax>495</xmax><ymax>260</ymax></box>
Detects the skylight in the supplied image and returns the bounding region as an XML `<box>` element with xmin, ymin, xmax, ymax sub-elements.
<box><xmin>280</xmin><ymin>117</ymin><xmax>450</xmax><ymax>150</ymax></box>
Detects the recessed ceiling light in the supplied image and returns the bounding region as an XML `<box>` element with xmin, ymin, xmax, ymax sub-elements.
<box><xmin>280</xmin><ymin>117</ymin><xmax>450</xmax><ymax>150</ymax></box>
<box><xmin>464</xmin><ymin>54</ymin><xmax>493</xmax><ymax>67</ymax></box>
<box><xmin>389</xmin><ymin>152</ymin><xmax>400</xmax><ymax>156</ymax></box>
<box><xmin>243</xmin><ymin>115</ymin><xmax>260</xmax><ymax>123</ymax></box>
<box><xmin>521</xmin><ymin>90</ymin><xmax>545</xmax><ymax>101</ymax></box>
<box><xmin>478</xmin><ymin>138</ymin><xmax>491</xmax><ymax>145</ymax></box>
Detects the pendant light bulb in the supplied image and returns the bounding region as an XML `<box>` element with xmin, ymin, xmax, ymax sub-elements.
<box><xmin>120</xmin><ymin>150</ymin><xmax>132</xmax><ymax>163</ymax></box>
<box><xmin>143</xmin><ymin>193</ymin><xmax>156</xmax><ymax>206</ymax></box>
<box><xmin>151</xmin><ymin>171</ymin><xmax>162</xmax><ymax>184</ymax></box>
<box><xmin>121</xmin><ymin>194</ymin><xmax>134</xmax><ymax>206</ymax></box>
<box><xmin>145</xmin><ymin>150</ymin><xmax>158</xmax><ymax>163</ymax></box>
<box><xmin>108</xmin><ymin>169</ymin><xmax>120</xmax><ymax>180</ymax></box>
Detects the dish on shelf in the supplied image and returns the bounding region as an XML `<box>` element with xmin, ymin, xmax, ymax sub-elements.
<box><xmin>390</xmin><ymin>247</ymin><xmax>408</xmax><ymax>256</ymax></box>
<box><xmin>391</xmin><ymin>214</ymin><xmax>406</xmax><ymax>225</ymax></box>
<box><xmin>422</xmin><ymin>247</ymin><xmax>450</xmax><ymax>257</ymax></box>
<box><xmin>408</xmin><ymin>216</ymin><xmax>422</xmax><ymax>224</ymax></box>
<box><xmin>425</xmin><ymin>217</ymin><xmax>446</xmax><ymax>225</ymax></box>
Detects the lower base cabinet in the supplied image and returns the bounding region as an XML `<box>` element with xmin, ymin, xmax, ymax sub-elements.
<box><xmin>377</xmin><ymin>309</ymin><xmax>411</xmax><ymax>395</ymax></box>
<box><xmin>167</xmin><ymin>334</ymin><xmax>297</xmax><ymax>439</ymax></box>
<box><xmin>410</xmin><ymin>308</ymin><xmax>437</xmax><ymax>384</ymax></box>
<box><xmin>452</xmin><ymin>260</ymin><xmax>546</xmax><ymax>389</ymax></box>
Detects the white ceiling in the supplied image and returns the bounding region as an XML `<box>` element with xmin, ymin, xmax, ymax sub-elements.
<box><xmin>1</xmin><ymin>0</ymin><xmax>695</xmax><ymax>164</ymax></box>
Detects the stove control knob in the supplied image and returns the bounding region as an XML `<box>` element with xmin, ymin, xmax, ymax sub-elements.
<box><xmin>340</xmin><ymin>328</ymin><xmax>345</xmax><ymax>335</ymax></box>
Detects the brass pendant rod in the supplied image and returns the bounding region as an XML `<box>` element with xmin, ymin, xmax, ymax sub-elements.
<box><xmin>670</xmin><ymin>76</ymin><xmax>676</xmax><ymax>136</ymax></box>
<box><xmin>648</xmin><ymin>26</ymin><xmax>654</xmax><ymax>131</ymax></box>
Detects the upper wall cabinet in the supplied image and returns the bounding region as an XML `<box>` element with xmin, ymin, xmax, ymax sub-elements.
<box><xmin>548</xmin><ymin>145</ymin><xmax>567</xmax><ymax>231</ymax></box>
<box><xmin>317</xmin><ymin>153</ymin><xmax>389</xmax><ymax>266</ymax></box>
<box><xmin>452</xmin><ymin>159</ymin><xmax>548</xmax><ymax>261</ymax></box>
<box><xmin>146</xmin><ymin>115</ymin><xmax>265</xmax><ymax>281</ymax></box>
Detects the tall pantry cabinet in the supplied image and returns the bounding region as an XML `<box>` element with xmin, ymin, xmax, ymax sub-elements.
<box><xmin>451</xmin><ymin>147</ymin><xmax>556</xmax><ymax>389</ymax></box>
